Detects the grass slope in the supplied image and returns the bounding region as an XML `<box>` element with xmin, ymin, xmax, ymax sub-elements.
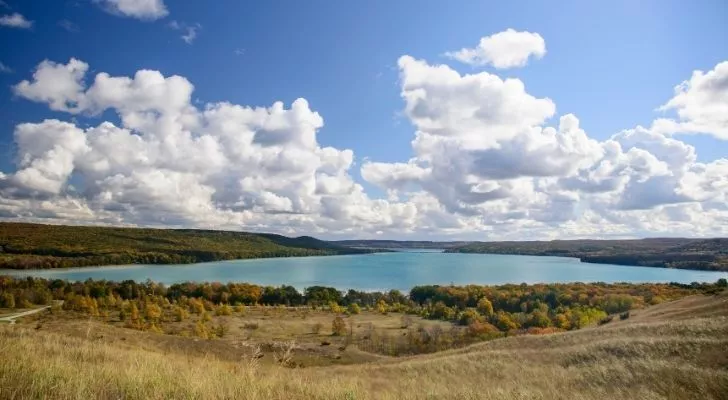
<box><xmin>0</xmin><ymin>292</ymin><xmax>726</xmax><ymax>399</ymax></box>
<box><xmin>0</xmin><ymin>222</ymin><xmax>367</xmax><ymax>269</ymax></box>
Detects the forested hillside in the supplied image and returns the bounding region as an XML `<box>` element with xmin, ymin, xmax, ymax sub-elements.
<box><xmin>333</xmin><ymin>240</ymin><xmax>469</xmax><ymax>249</ymax></box>
<box><xmin>0</xmin><ymin>223</ymin><xmax>368</xmax><ymax>269</ymax></box>
<box><xmin>446</xmin><ymin>238</ymin><xmax>728</xmax><ymax>271</ymax></box>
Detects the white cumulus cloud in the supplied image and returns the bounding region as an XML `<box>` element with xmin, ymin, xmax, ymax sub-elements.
<box><xmin>0</xmin><ymin>12</ymin><xmax>33</xmax><ymax>29</ymax></box>
<box><xmin>445</xmin><ymin>29</ymin><xmax>546</xmax><ymax>69</ymax></box>
<box><xmin>3</xmin><ymin>53</ymin><xmax>728</xmax><ymax>239</ymax></box>
<box><xmin>653</xmin><ymin>61</ymin><xmax>728</xmax><ymax>140</ymax></box>
<box><xmin>97</xmin><ymin>0</ymin><xmax>168</xmax><ymax>21</ymax></box>
<box><xmin>3</xmin><ymin>59</ymin><xmax>422</xmax><ymax>236</ymax></box>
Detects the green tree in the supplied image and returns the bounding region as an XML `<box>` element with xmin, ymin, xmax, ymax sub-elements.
<box><xmin>1</xmin><ymin>293</ymin><xmax>15</xmax><ymax>309</ymax></box>
<box><xmin>494</xmin><ymin>311</ymin><xmax>519</xmax><ymax>332</ymax></box>
<box><xmin>526</xmin><ymin>311</ymin><xmax>551</xmax><ymax>328</ymax></box>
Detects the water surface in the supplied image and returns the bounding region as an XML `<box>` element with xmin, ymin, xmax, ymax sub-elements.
<box><xmin>2</xmin><ymin>252</ymin><xmax>725</xmax><ymax>291</ymax></box>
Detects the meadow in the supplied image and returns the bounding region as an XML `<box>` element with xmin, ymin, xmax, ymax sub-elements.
<box><xmin>1</xmin><ymin>289</ymin><xmax>726</xmax><ymax>399</ymax></box>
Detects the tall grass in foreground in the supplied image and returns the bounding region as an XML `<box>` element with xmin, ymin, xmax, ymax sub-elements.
<box><xmin>1</xmin><ymin>311</ymin><xmax>727</xmax><ymax>400</ymax></box>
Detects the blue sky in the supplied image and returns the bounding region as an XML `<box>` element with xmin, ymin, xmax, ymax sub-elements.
<box><xmin>0</xmin><ymin>0</ymin><xmax>727</xmax><ymax>239</ymax></box>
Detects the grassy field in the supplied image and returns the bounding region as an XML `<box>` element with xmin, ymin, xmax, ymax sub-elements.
<box><xmin>0</xmin><ymin>222</ymin><xmax>368</xmax><ymax>269</ymax></box>
<box><xmin>1</xmin><ymin>291</ymin><xmax>726</xmax><ymax>399</ymax></box>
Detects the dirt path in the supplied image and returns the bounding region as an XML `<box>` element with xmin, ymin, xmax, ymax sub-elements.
<box><xmin>0</xmin><ymin>305</ymin><xmax>52</xmax><ymax>324</ymax></box>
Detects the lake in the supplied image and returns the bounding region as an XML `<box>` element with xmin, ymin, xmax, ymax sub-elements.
<box><xmin>2</xmin><ymin>251</ymin><xmax>726</xmax><ymax>291</ymax></box>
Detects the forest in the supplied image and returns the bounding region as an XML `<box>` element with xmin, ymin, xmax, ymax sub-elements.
<box><xmin>2</xmin><ymin>276</ymin><xmax>725</xmax><ymax>339</ymax></box>
<box><xmin>0</xmin><ymin>222</ymin><xmax>369</xmax><ymax>269</ymax></box>
<box><xmin>445</xmin><ymin>238</ymin><xmax>728</xmax><ymax>271</ymax></box>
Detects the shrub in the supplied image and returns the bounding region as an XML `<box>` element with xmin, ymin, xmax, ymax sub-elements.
<box><xmin>243</xmin><ymin>322</ymin><xmax>259</xmax><ymax>330</ymax></box>
<box><xmin>332</xmin><ymin>316</ymin><xmax>347</xmax><ymax>336</ymax></box>
<box><xmin>329</xmin><ymin>302</ymin><xmax>344</xmax><ymax>314</ymax></box>
<box><xmin>429</xmin><ymin>302</ymin><xmax>455</xmax><ymax>320</ymax></box>
<box><xmin>144</xmin><ymin>303</ymin><xmax>162</xmax><ymax>321</ymax></box>
<box><xmin>347</xmin><ymin>303</ymin><xmax>361</xmax><ymax>315</ymax></box>
<box><xmin>554</xmin><ymin>313</ymin><xmax>571</xmax><ymax>330</ymax></box>
<box><xmin>147</xmin><ymin>323</ymin><xmax>164</xmax><ymax>334</ymax></box>
<box><xmin>493</xmin><ymin>311</ymin><xmax>519</xmax><ymax>332</ymax></box>
<box><xmin>194</xmin><ymin>321</ymin><xmax>210</xmax><ymax>339</ymax></box>
<box><xmin>173</xmin><ymin>306</ymin><xmax>189</xmax><ymax>322</ymax></box>
<box><xmin>188</xmin><ymin>299</ymin><xmax>205</xmax><ymax>314</ymax></box>
<box><xmin>1</xmin><ymin>293</ymin><xmax>15</xmax><ymax>309</ymax></box>
<box><xmin>526</xmin><ymin>311</ymin><xmax>552</xmax><ymax>328</ymax></box>
<box><xmin>215</xmin><ymin>304</ymin><xmax>233</xmax><ymax>316</ymax></box>
<box><xmin>214</xmin><ymin>323</ymin><xmax>229</xmax><ymax>338</ymax></box>
<box><xmin>457</xmin><ymin>309</ymin><xmax>482</xmax><ymax>326</ymax></box>
<box><xmin>201</xmin><ymin>312</ymin><xmax>212</xmax><ymax>322</ymax></box>
<box><xmin>525</xmin><ymin>327</ymin><xmax>563</xmax><ymax>335</ymax></box>
<box><xmin>467</xmin><ymin>321</ymin><xmax>500</xmax><ymax>338</ymax></box>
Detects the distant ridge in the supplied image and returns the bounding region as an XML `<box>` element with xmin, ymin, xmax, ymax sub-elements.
<box><xmin>443</xmin><ymin>238</ymin><xmax>728</xmax><ymax>272</ymax></box>
<box><xmin>0</xmin><ymin>222</ymin><xmax>371</xmax><ymax>270</ymax></box>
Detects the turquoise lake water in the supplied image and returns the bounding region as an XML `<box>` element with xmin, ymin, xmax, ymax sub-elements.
<box><xmin>2</xmin><ymin>251</ymin><xmax>726</xmax><ymax>291</ymax></box>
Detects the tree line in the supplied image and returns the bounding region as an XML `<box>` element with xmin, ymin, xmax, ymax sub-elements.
<box><xmin>2</xmin><ymin>276</ymin><xmax>724</xmax><ymax>335</ymax></box>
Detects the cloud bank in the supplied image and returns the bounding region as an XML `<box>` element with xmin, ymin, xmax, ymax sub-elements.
<box><xmin>2</xmin><ymin>30</ymin><xmax>727</xmax><ymax>239</ymax></box>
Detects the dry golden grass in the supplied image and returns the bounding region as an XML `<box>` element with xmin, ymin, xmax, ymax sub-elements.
<box><xmin>1</xmin><ymin>293</ymin><xmax>727</xmax><ymax>399</ymax></box>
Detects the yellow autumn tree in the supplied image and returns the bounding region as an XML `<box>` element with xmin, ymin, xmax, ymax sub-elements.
<box><xmin>476</xmin><ymin>297</ymin><xmax>494</xmax><ymax>317</ymax></box>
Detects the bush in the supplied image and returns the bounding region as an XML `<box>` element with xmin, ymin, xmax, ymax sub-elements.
<box><xmin>329</xmin><ymin>302</ymin><xmax>344</xmax><ymax>314</ymax></box>
<box><xmin>347</xmin><ymin>303</ymin><xmax>361</xmax><ymax>315</ymax></box>
<box><xmin>214</xmin><ymin>323</ymin><xmax>229</xmax><ymax>338</ymax></box>
<box><xmin>457</xmin><ymin>309</ymin><xmax>482</xmax><ymax>326</ymax></box>
<box><xmin>215</xmin><ymin>304</ymin><xmax>233</xmax><ymax>316</ymax></box>
<box><xmin>332</xmin><ymin>316</ymin><xmax>347</xmax><ymax>336</ymax></box>
<box><xmin>173</xmin><ymin>306</ymin><xmax>189</xmax><ymax>322</ymax></box>
<box><xmin>493</xmin><ymin>311</ymin><xmax>519</xmax><ymax>331</ymax></box>
<box><xmin>467</xmin><ymin>321</ymin><xmax>500</xmax><ymax>338</ymax></box>
<box><xmin>1</xmin><ymin>293</ymin><xmax>15</xmax><ymax>309</ymax></box>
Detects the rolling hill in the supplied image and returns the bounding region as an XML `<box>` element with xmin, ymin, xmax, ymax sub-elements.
<box><xmin>1</xmin><ymin>291</ymin><xmax>725</xmax><ymax>399</ymax></box>
<box><xmin>0</xmin><ymin>222</ymin><xmax>369</xmax><ymax>269</ymax></box>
